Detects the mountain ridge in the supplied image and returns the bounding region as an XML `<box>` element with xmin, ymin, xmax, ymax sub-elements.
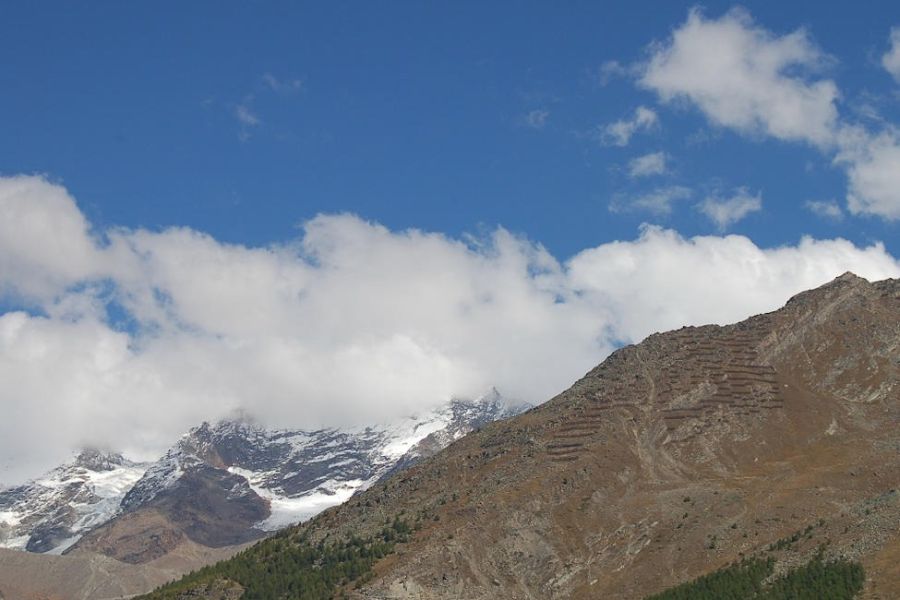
<box><xmin>0</xmin><ymin>390</ymin><xmax>526</xmax><ymax>582</ymax></box>
<box><xmin>143</xmin><ymin>273</ymin><xmax>899</xmax><ymax>599</ymax></box>
<box><xmin>0</xmin><ymin>391</ymin><xmax>528</xmax><ymax>599</ymax></box>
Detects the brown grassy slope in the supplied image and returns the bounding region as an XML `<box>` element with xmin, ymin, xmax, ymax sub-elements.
<box><xmin>272</xmin><ymin>273</ymin><xmax>899</xmax><ymax>600</ymax></box>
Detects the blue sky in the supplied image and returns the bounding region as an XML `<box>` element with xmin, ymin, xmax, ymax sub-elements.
<box><xmin>1</xmin><ymin>2</ymin><xmax>900</xmax><ymax>481</ymax></box>
<box><xmin>2</xmin><ymin>1</ymin><xmax>897</xmax><ymax>257</ymax></box>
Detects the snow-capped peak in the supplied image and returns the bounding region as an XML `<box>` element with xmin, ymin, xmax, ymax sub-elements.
<box><xmin>2</xmin><ymin>389</ymin><xmax>530</xmax><ymax>553</ymax></box>
<box><xmin>122</xmin><ymin>388</ymin><xmax>529</xmax><ymax>533</ymax></box>
<box><xmin>0</xmin><ymin>449</ymin><xmax>148</xmax><ymax>553</ymax></box>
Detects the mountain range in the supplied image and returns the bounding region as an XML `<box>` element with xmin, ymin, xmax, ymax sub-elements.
<box><xmin>140</xmin><ymin>273</ymin><xmax>899</xmax><ymax>599</ymax></box>
<box><xmin>0</xmin><ymin>273</ymin><xmax>896</xmax><ymax>599</ymax></box>
<box><xmin>0</xmin><ymin>390</ymin><xmax>526</xmax><ymax>598</ymax></box>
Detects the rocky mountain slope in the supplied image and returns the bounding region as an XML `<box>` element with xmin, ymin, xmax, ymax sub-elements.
<box><xmin>146</xmin><ymin>273</ymin><xmax>899</xmax><ymax>599</ymax></box>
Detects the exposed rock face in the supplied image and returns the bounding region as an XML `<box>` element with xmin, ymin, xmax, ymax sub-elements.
<box><xmin>253</xmin><ymin>273</ymin><xmax>898</xmax><ymax>600</ymax></box>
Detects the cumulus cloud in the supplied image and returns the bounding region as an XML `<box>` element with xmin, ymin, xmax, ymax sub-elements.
<box><xmin>835</xmin><ymin>127</ymin><xmax>900</xmax><ymax>220</ymax></box>
<box><xmin>0</xmin><ymin>175</ymin><xmax>107</xmax><ymax>302</ymax></box>
<box><xmin>697</xmin><ymin>188</ymin><xmax>763</xmax><ymax>230</ymax></box>
<box><xmin>635</xmin><ymin>9</ymin><xmax>900</xmax><ymax>221</ymax></box>
<box><xmin>0</xmin><ymin>176</ymin><xmax>898</xmax><ymax>483</ymax></box>
<box><xmin>610</xmin><ymin>185</ymin><xmax>692</xmax><ymax>216</ymax></box>
<box><xmin>882</xmin><ymin>27</ymin><xmax>900</xmax><ymax>83</ymax></box>
<box><xmin>600</xmin><ymin>106</ymin><xmax>659</xmax><ymax>146</ymax></box>
<box><xmin>640</xmin><ymin>8</ymin><xmax>839</xmax><ymax>148</ymax></box>
<box><xmin>628</xmin><ymin>151</ymin><xmax>668</xmax><ymax>177</ymax></box>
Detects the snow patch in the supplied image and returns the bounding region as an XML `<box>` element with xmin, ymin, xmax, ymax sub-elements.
<box><xmin>0</xmin><ymin>509</ymin><xmax>22</xmax><ymax>528</ymax></box>
<box><xmin>228</xmin><ymin>466</ymin><xmax>366</xmax><ymax>531</ymax></box>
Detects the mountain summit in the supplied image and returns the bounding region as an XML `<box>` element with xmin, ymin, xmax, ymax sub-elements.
<box><xmin>0</xmin><ymin>450</ymin><xmax>147</xmax><ymax>554</ymax></box>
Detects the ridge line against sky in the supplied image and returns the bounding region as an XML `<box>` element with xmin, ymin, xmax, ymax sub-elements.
<box><xmin>0</xmin><ymin>3</ymin><xmax>899</xmax><ymax>482</ymax></box>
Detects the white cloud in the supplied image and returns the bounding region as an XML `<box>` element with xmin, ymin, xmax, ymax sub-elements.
<box><xmin>523</xmin><ymin>109</ymin><xmax>550</xmax><ymax>130</ymax></box>
<box><xmin>697</xmin><ymin>188</ymin><xmax>763</xmax><ymax>230</ymax></box>
<box><xmin>566</xmin><ymin>225</ymin><xmax>899</xmax><ymax>345</ymax></box>
<box><xmin>835</xmin><ymin>127</ymin><xmax>900</xmax><ymax>220</ymax></box>
<box><xmin>0</xmin><ymin>176</ymin><xmax>898</xmax><ymax>483</ymax></box>
<box><xmin>640</xmin><ymin>8</ymin><xmax>839</xmax><ymax>148</ymax></box>
<box><xmin>628</xmin><ymin>151</ymin><xmax>668</xmax><ymax>177</ymax></box>
<box><xmin>805</xmin><ymin>199</ymin><xmax>844</xmax><ymax>220</ymax></box>
<box><xmin>600</xmin><ymin>106</ymin><xmax>659</xmax><ymax>146</ymax></box>
<box><xmin>611</xmin><ymin>185</ymin><xmax>692</xmax><ymax>216</ymax></box>
<box><xmin>882</xmin><ymin>27</ymin><xmax>900</xmax><ymax>83</ymax></box>
<box><xmin>635</xmin><ymin>8</ymin><xmax>900</xmax><ymax>221</ymax></box>
<box><xmin>0</xmin><ymin>176</ymin><xmax>106</xmax><ymax>303</ymax></box>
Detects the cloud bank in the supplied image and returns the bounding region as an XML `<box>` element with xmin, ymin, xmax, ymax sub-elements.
<box><xmin>1</xmin><ymin>175</ymin><xmax>898</xmax><ymax>483</ymax></box>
